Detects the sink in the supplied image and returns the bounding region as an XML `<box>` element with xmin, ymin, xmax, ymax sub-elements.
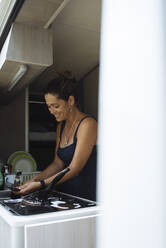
<box><xmin>0</xmin><ymin>189</ymin><xmax>11</xmax><ymax>199</ymax></box>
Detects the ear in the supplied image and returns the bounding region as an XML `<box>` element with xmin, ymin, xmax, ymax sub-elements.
<box><xmin>68</xmin><ymin>95</ymin><xmax>75</xmax><ymax>106</ymax></box>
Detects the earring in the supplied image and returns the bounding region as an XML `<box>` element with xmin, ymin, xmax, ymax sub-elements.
<box><xmin>69</xmin><ymin>106</ymin><xmax>72</xmax><ymax>112</ymax></box>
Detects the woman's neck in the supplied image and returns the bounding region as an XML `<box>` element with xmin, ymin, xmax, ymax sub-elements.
<box><xmin>65</xmin><ymin>108</ymin><xmax>80</xmax><ymax>127</ymax></box>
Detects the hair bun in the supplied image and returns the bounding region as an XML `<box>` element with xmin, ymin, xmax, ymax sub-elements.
<box><xmin>62</xmin><ymin>71</ymin><xmax>74</xmax><ymax>79</ymax></box>
<box><xmin>57</xmin><ymin>71</ymin><xmax>76</xmax><ymax>82</ymax></box>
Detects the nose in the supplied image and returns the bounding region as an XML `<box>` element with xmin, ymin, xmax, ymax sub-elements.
<box><xmin>50</xmin><ymin>107</ymin><xmax>58</xmax><ymax>116</ymax></box>
<box><xmin>49</xmin><ymin>106</ymin><xmax>54</xmax><ymax>115</ymax></box>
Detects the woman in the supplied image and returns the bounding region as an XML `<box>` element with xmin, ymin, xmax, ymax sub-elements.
<box><xmin>18</xmin><ymin>72</ymin><xmax>97</xmax><ymax>201</ymax></box>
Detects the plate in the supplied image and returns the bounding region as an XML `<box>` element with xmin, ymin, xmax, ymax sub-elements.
<box><xmin>7</xmin><ymin>151</ymin><xmax>32</xmax><ymax>165</ymax></box>
<box><xmin>11</xmin><ymin>154</ymin><xmax>36</xmax><ymax>173</ymax></box>
<box><xmin>7</xmin><ymin>151</ymin><xmax>37</xmax><ymax>173</ymax></box>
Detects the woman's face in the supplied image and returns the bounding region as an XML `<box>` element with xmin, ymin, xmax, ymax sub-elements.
<box><xmin>45</xmin><ymin>93</ymin><xmax>70</xmax><ymax>122</ymax></box>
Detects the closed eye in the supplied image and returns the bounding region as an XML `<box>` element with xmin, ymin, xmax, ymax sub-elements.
<box><xmin>48</xmin><ymin>104</ymin><xmax>59</xmax><ymax>109</ymax></box>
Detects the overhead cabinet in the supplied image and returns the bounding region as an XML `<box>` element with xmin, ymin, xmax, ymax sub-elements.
<box><xmin>15</xmin><ymin>0</ymin><xmax>70</xmax><ymax>29</ymax></box>
<box><xmin>0</xmin><ymin>22</ymin><xmax>53</xmax><ymax>93</ymax></box>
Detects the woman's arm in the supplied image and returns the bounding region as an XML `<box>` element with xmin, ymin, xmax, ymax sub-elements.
<box><xmin>18</xmin><ymin>123</ymin><xmax>65</xmax><ymax>194</ymax></box>
<box><xmin>44</xmin><ymin>117</ymin><xmax>97</xmax><ymax>185</ymax></box>
<box><xmin>31</xmin><ymin>155</ymin><xmax>64</xmax><ymax>182</ymax></box>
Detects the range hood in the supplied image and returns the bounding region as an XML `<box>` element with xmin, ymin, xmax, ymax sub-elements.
<box><xmin>0</xmin><ymin>22</ymin><xmax>53</xmax><ymax>104</ymax></box>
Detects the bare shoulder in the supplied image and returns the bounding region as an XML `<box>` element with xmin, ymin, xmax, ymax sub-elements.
<box><xmin>78</xmin><ymin>116</ymin><xmax>97</xmax><ymax>134</ymax></box>
<box><xmin>76</xmin><ymin>116</ymin><xmax>97</xmax><ymax>145</ymax></box>
<box><xmin>80</xmin><ymin>116</ymin><xmax>97</xmax><ymax>127</ymax></box>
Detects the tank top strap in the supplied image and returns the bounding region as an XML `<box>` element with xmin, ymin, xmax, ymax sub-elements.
<box><xmin>73</xmin><ymin>115</ymin><xmax>91</xmax><ymax>142</ymax></box>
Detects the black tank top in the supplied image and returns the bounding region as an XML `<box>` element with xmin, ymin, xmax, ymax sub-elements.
<box><xmin>56</xmin><ymin>116</ymin><xmax>97</xmax><ymax>201</ymax></box>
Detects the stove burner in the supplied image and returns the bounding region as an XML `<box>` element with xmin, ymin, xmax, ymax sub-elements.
<box><xmin>51</xmin><ymin>200</ymin><xmax>69</xmax><ymax>209</ymax></box>
<box><xmin>4</xmin><ymin>199</ymin><xmax>22</xmax><ymax>204</ymax></box>
<box><xmin>22</xmin><ymin>199</ymin><xmax>44</xmax><ymax>207</ymax></box>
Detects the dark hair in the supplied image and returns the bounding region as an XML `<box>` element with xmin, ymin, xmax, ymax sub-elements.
<box><xmin>44</xmin><ymin>71</ymin><xmax>79</xmax><ymax>105</ymax></box>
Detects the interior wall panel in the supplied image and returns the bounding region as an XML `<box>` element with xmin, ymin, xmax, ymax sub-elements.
<box><xmin>0</xmin><ymin>90</ymin><xmax>26</xmax><ymax>162</ymax></box>
<box><xmin>83</xmin><ymin>66</ymin><xmax>99</xmax><ymax>120</ymax></box>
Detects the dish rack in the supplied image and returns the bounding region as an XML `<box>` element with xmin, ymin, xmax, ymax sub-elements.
<box><xmin>21</xmin><ymin>171</ymin><xmax>40</xmax><ymax>184</ymax></box>
<box><xmin>5</xmin><ymin>171</ymin><xmax>40</xmax><ymax>185</ymax></box>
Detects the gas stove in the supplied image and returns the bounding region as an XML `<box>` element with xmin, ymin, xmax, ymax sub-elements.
<box><xmin>0</xmin><ymin>190</ymin><xmax>96</xmax><ymax>216</ymax></box>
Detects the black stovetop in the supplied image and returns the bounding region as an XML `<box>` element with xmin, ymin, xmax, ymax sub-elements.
<box><xmin>0</xmin><ymin>190</ymin><xmax>96</xmax><ymax>216</ymax></box>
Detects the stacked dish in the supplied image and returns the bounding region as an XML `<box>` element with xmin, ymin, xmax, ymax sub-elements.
<box><xmin>7</xmin><ymin>151</ymin><xmax>37</xmax><ymax>173</ymax></box>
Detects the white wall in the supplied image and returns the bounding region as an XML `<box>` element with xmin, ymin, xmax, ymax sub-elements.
<box><xmin>97</xmin><ymin>0</ymin><xmax>166</xmax><ymax>247</ymax></box>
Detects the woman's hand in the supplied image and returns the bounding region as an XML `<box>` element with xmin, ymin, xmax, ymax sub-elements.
<box><xmin>14</xmin><ymin>181</ymin><xmax>41</xmax><ymax>195</ymax></box>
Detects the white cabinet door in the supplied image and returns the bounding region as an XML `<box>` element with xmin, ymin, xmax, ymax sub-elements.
<box><xmin>25</xmin><ymin>216</ymin><xmax>96</xmax><ymax>248</ymax></box>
